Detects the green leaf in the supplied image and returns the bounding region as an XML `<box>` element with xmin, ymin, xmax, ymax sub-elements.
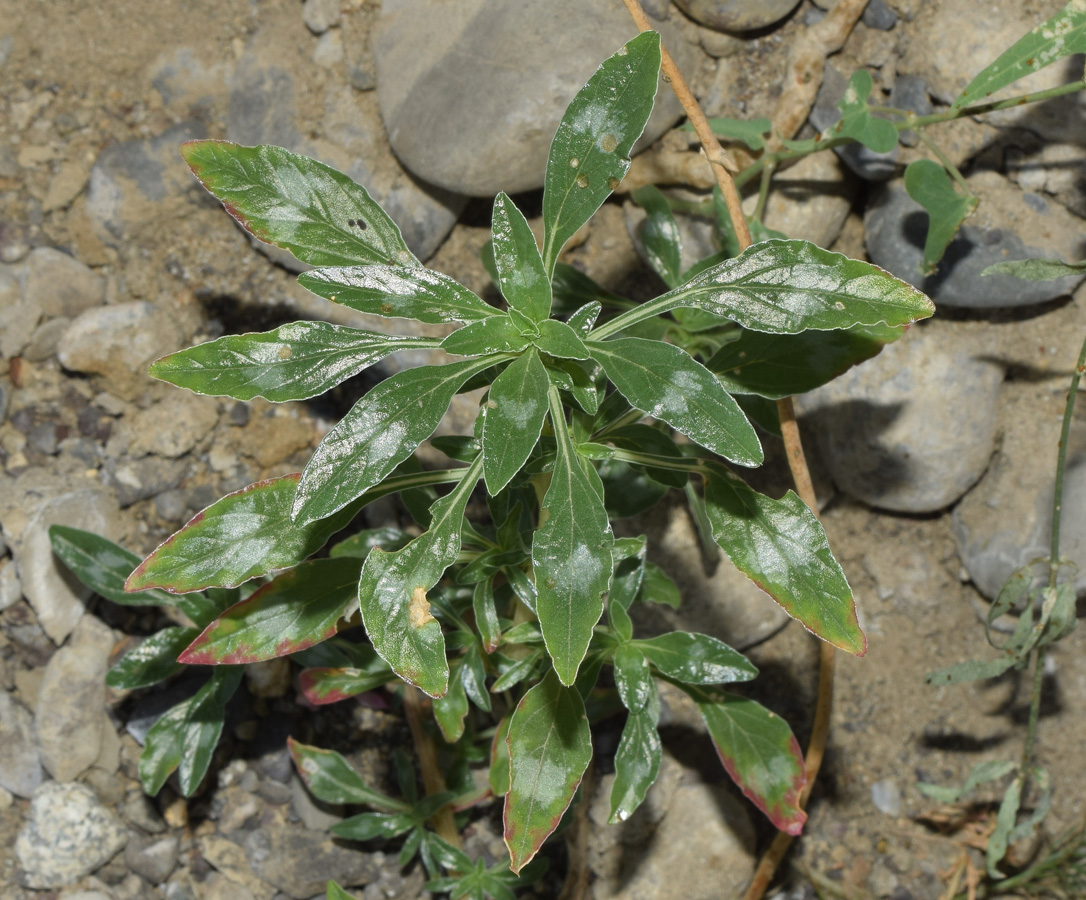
<box><xmin>917</xmin><ymin>759</ymin><xmax>1017</xmax><ymax>804</ymax></box>
<box><xmin>951</xmin><ymin>0</ymin><xmax>1086</xmax><ymax>111</ymax></box>
<box><xmin>126</xmin><ymin>474</ymin><xmax>357</xmax><ymax>594</ymax></box>
<box><xmin>831</xmin><ymin>69</ymin><xmax>898</xmax><ymax>153</ymax></box>
<box><xmin>504</xmin><ymin>670</ymin><xmax>593</xmax><ymax>873</ymax></box>
<box><xmin>293</xmin><ymin>357</ymin><xmax>499</xmax><ymax>525</ymax></box>
<box><xmin>704</xmin><ymin>466</ymin><xmax>866</xmax><ymax>656</ymax></box>
<box><xmin>440</xmin><ymin>316</ymin><xmax>531</xmax><ymax>357</ymax></box>
<box><xmin>904</xmin><ymin>159</ymin><xmax>978</xmax><ymax>275</ymax></box>
<box><xmin>492</xmin><ymin>192</ymin><xmax>551</xmax><ymax>322</ymax></box>
<box><xmin>533</xmin><ymin>389</ymin><xmax>614</xmax><ymax>685</ymax></box>
<box><xmin>533</xmin><ymin>320</ymin><xmax>591</xmax><ymax>360</ymax></box>
<box><xmin>566</xmin><ymin>301</ymin><xmax>602</xmax><ymax>336</ymax></box>
<box><xmin>631</xmin><ymin>185</ymin><xmax>683</xmax><ymax>288</ymax></box>
<box><xmin>982</xmin><ymin>257</ymin><xmax>1086</xmax><ymax>280</ymax></box>
<box><xmin>149</xmin><ymin>323</ymin><xmax>435</xmax><ymax>403</ymax></box>
<box><xmin>327</xmin><ymin>882</ymin><xmax>356</xmax><ymax>900</ymax></box>
<box><xmin>697</xmin><ymin>116</ymin><xmax>772</xmax><ymax>150</ymax></box>
<box><xmin>299</xmin><ymin>265</ymin><xmax>499</xmax><ymax>325</ymax></box>
<box><xmin>490</xmin><ymin>715</ymin><xmax>513</xmax><ymax>797</ymax></box>
<box><xmin>357</xmin><ymin>454</ymin><xmax>484</xmax><ymax>696</ymax></box>
<box><xmin>687</xmin><ymin>687</ymin><xmax>807</xmax><ymax>835</ymax></box>
<box><xmin>638</xmin><ymin>562</ymin><xmax>681</xmax><ymax>609</ymax></box>
<box><xmin>989</xmin><ymin>779</ymin><xmax>1022</xmax><ymax>878</ymax></box>
<box><xmin>139</xmin><ymin>669</ymin><xmax>243</xmax><ymax>796</ymax></box>
<box><xmin>329</xmin><ymin>527</ymin><xmax>411</xmax><ymax>559</ymax></box>
<box><xmin>635</xmin><ymin>631</ymin><xmax>757</xmax><ymax>685</ymax></box>
<box><xmin>541</xmin><ymin>31</ymin><xmax>662</xmax><ymax>276</ymax></box>
<box><xmin>288</xmin><ymin>738</ymin><xmax>407</xmax><ymax>810</ymax></box>
<box><xmin>106</xmin><ymin>627</ymin><xmax>198</xmax><ymax>690</ymax></box>
<box><xmin>482</xmin><ymin>350</ymin><xmax>550</xmax><ymax>496</ymax></box>
<box><xmin>299</xmin><ymin>658</ymin><xmax>393</xmax><ymax>705</ymax></box>
<box><xmin>473</xmin><ymin>580</ymin><xmax>502</xmax><ymax>654</ymax></box>
<box><xmin>925</xmin><ymin>655</ymin><xmax>1018</xmax><ymax>686</ymax></box>
<box><xmin>179</xmin><ymin>558</ymin><xmax>362</xmax><ymax>665</ymax></box>
<box><xmin>589</xmin><ymin>337</ymin><xmax>762</xmax><ymax>466</ymax></box>
<box><xmin>181</xmin><ymin>141</ymin><xmax>417</xmax><ymax>268</ymax></box>
<box><xmin>707</xmin><ymin>323</ymin><xmax>905</xmax><ymax>400</ymax></box>
<box><xmin>333</xmin><ymin>811</ymin><xmax>416</xmax><ymax>841</ymax></box>
<box><xmin>609</xmin><ymin>646</ymin><xmax>661</xmax><ymax>823</ymax></box>
<box><xmin>594</xmin><ymin>240</ymin><xmax>935</xmax><ymax>340</ymax></box>
<box><xmin>433</xmin><ymin>662</ymin><xmax>470</xmax><ymax>743</ymax></box>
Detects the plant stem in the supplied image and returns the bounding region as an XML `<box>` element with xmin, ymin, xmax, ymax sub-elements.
<box><xmin>1049</xmin><ymin>332</ymin><xmax>1086</xmax><ymax>583</ymax></box>
<box><xmin>402</xmin><ymin>686</ymin><xmax>462</xmax><ymax>848</ymax></box>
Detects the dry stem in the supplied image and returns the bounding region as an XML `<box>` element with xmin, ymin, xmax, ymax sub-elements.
<box><xmin>402</xmin><ymin>685</ymin><xmax>462</xmax><ymax>848</ymax></box>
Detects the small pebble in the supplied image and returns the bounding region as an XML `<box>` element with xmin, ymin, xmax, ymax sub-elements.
<box><xmin>228</xmin><ymin>401</ymin><xmax>250</xmax><ymax>426</ymax></box>
<box><xmin>862</xmin><ymin>0</ymin><xmax>898</xmax><ymax>30</ymax></box>
<box><xmin>871</xmin><ymin>779</ymin><xmax>903</xmax><ymax>816</ymax></box>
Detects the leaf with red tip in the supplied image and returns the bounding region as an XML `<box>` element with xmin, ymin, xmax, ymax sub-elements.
<box><xmin>685</xmin><ymin>686</ymin><xmax>807</xmax><ymax>835</ymax></box>
<box><xmin>179</xmin><ymin>558</ymin><xmax>362</xmax><ymax>665</ymax></box>
<box><xmin>299</xmin><ymin>656</ymin><xmax>392</xmax><ymax>706</ymax></box>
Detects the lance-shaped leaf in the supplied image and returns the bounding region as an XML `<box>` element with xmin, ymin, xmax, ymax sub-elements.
<box><xmin>593</xmin><ymin>240</ymin><xmax>934</xmax><ymax>339</ymax></box>
<box><xmin>533</xmin><ymin>389</ymin><xmax>614</xmax><ymax>685</ymax></box>
<box><xmin>631</xmin><ymin>184</ymin><xmax>683</xmax><ymax>288</ymax></box>
<box><xmin>473</xmin><ymin>579</ymin><xmax>502</xmax><ymax>653</ymax></box>
<box><xmin>126</xmin><ymin>474</ymin><xmax>357</xmax><ymax>594</ymax></box>
<box><xmin>149</xmin><ymin>322</ymin><xmax>437</xmax><ymax>402</ymax></box>
<box><xmin>704</xmin><ymin>466</ymin><xmax>866</xmax><ymax>656</ymax></box>
<box><xmin>589</xmin><ymin>338</ymin><xmax>762</xmax><ymax>466</ymax></box>
<box><xmin>357</xmin><ymin>454</ymin><xmax>484</xmax><ymax>697</ymax></box>
<box><xmin>610</xmin><ymin>645</ymin><xmax>661</xmax><ymax>823</ymax></box>
<box><xmin>686</xmin><ymin>687</ymin><xmax>807</xmax><ymax>835</ymax></box>
<box><xmin>982</xmin><ymin>257</ymin><xmax>1086</xmax><ymax>281</ymax></box>
<box><xmin>300</xmin><ymin>264</ymin><xmax>499</xmax><ymax>325</ymax></box>
<box><xmin>293</xmin><ymin>357</ymin><xmax>499</xmax><ymax>525</ymax></box>
<box><xmin>139</xmin><ymin>668</ymin><xmax>243</xmax><ymax>796</ymax></box>
<box><xmin>504</xmin><ymin>670</ymin><xmax>592</xmax><ymax>872</ymax></box>
<box><xmin>482</xmin><ymin>349</ymin><xmax>550</xmax><ymax>495</ymax></box>
<box><xmin>541</xmin><ymin>32</ymin><xmax>661</xmax><ymax>276</ymax></box>
<box><xmin>831</xmin><ymin>69</ymin><xmax>898</xmax><ymax>153</ymax></box>
<box><xmin>492</xmin><ymin>192</ymin><xmax>551</xmax><ymax>322</ymax></box>
<box><xmin>299</xmin><ymin>662</ymin><xmax>394</xmax><ymax>706</ymax></box>
<box><xmin>951</xmin><ymin>0</ymin><xmax>1086</xmax><ymax>111</ymax></box>
<box><xmin>289</xmin><ymin>738</ymin><xmax>408</xmax><ymax>810</ymax></box>
<box><xmin>707</xmin><ymin>323</ymin><xmax>904</xmax><ymax>400</ymax></box>
<box><xmin>904</xmin><ymin>159</ymin><xmax>978</xmax><ymax>275</ymax></box>
<box><xmin>179</xmin><ymin>558</ymin><xmax>363</xmax><ymax>664</ymax></box>
<box><xmin>107</xmin><ymin>627</ymin><xmax>198</xmax><ymax>690</ymax></box>
<box><xmin>181</xmin><ymin>141</ymin><xmax>417</xmax><ymax>268</ymax></box>
<box><xmin>635</xmin><ymin>631</ymin><xmax>758</xmax><ymax>685</ymax></box>
<box><xmin>440</xmin><ymin>315</ymin><xmax>531</xmax><ymax>357</ymax></box>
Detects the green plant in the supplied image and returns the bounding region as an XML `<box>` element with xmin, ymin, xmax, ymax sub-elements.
<box><xmin>50</xmin><ymin>29</ymin><xmax>935</xmax><ymax>890</ymax></box>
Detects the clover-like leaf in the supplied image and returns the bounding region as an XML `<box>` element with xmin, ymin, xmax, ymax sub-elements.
<box><xmin>904</xmin><ymin>159</ymin><xmax>978</xmax><ymax>275</ymax></box>
<box><xmin>832</xmin><ymin>69</ymin><xmax>898</xmax><ymax>153</ymax></box>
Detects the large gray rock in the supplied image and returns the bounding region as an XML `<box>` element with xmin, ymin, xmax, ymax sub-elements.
<box><xmin>23</xmin><ymin>247</ymin><xmax>106</xmax><ymax>318</ymax></box>
<box><xmin>15</xmin><ymin>781</ymin><xmax>128</xmax><ymax>889</ymax></box>
<box><xmin>0</xmin><ymin>259</ymin><xmax>39</xmax><ymax>360</ymax></box>
<box><xmin>674</xmin><ymin>0</ymin><xmax>801</xmax><ymax>32</ymax></box>
<box><xmin>374</xmin><ymin>0</ymin><xmax>690</xmax><ymax>197</ymax></box>
<box><xmin>0</xmin><ymin>690</ymin><xmax>44</xmax><ymax>798</ymax></box>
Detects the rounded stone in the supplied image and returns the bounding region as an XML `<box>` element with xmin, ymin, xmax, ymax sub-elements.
<box><xmin>674</xmin><ymin>0</ymin><xmax>801</xmax><ymax>32</ymax></box>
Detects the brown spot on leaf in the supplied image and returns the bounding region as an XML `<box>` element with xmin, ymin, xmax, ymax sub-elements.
<box><xmin>409</xmin><ymin>586</ymin><xmax>435</xmax><ymax>628</ymax></box>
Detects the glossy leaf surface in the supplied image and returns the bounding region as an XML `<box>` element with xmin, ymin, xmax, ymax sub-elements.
<box><xmin>533</xmin><ymin>320</ymin><xmax>591</xmax><ymax>360</ymax></box>
<box><xmin>832</xmin><ymin>69</ymin><xmax>897</xmax><ymax>152</ymax></box>
<box><xmin>609</xmin><ymin>645</ymin><xmax>661</xmax><ymax>823</ymax></box>
<box><xmin>50</xmin><ymin>526</ymin><xmax>180</xmax><ymax>609</ymax></box>
<box><xmin>482</xmin><ymin>349</ymin><xmax>550</xmax><ymax>495</ymax></box>
<box><xmin>440</xmin><ymin>316</ymin><xmax>530</xmax><ymax>357</ymax></box>
<box><xmin>631</xmin><ymin>185</ymin><xmax>683</xmax><ymax>288</ymax></box>
<box><xmin>504</xmin><ymin>671</ymin><xmax>592</xmax><ymax>872</ymax></box>
<box><xmin>473</xmin><ymin>579</ymin><xmax>502</xmax><ymax>653</ymax></box>
<box><xmin>541</xmin><ymin>32</ymin><xmax>661</xmax><ymax>275</ymax></box>
<box><xmin>181</xmin><ymin>141</ymin><xmax>416</xmax><ymax>268</ymax></box>
<box><xmin>492</xmin><ymin>192</ymin><xmax>551</xmax><ymax>322</ymax></box>
<box><xmin>904</xmin><ymin>159</ymin><xmax>978</xmax><ymax>274</ymax></box>
<box><xmin>288</xmin><ymin>738</ymin><xmax>407</xmax><ymax>810</ymax></box>
<box><xmin>635</xmin><ymin>631</ymin><xmax>757</xmax><ymax>685</ymax></box>
<box><xmin>300</xmin><ymin>663</ymin><xmax>393</xmax><ymax>705</ymax></box>
<box><xmin>704</xmin><ymin>467</ymin><xmax>865</xmax><ymax>655</ymax></box>
<box><xmin>106</xmin><ymin>627</ymin><xmax>197</xmax><ymax>690</ymax></box>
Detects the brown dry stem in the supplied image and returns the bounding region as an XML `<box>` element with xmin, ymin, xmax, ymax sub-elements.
<box><xmin>402</xmin><ymin>685</ymin><xmax>462</xmax><ymax>848</ymax></box>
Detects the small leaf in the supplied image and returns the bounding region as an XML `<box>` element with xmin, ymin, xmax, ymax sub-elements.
<box><xmin>917</xmin><ymin>759</ymin><xmax>1017</xmax><ymax>804</ymax></box>
<box><xmin>609</xmin><ymin>646</ymin><xmax>661</xmax><ymax>823</ymax></box>
<box><xmin>925</xmin><ymin>655</ymin><xmax>1018</xmax><ymax>685</ymax></box>
<box><xmin>180</xmin><ymin>558</ymin><xmax>362</xmax><ymax>664</ymax></box>
<box><xmin>638</xmin><ymin>562</ymin><xmax>681</xmax><ymax>609</ymax></box>
<box><xmin>181</xmin><ymin>141</ymin><xmax>416</xmax><ymax>268</ymax></box>
<box><xmin>473</xmin><ymin>579</ymin><xmax>502</xmax><ymax>654</ymax></box>
<box><xmin>904</xmin><ymin>159</ymin><xmax>978</xmax><ymax>275</ymax></box>
<box><xmin>631</xmin><ymin>185</ymin><xmax>683</xmax><ymax>288</ymax></box>
<box><xmin>293</xmin><ymin>357</ymin><xmax>499</xmax><ymax>525</ymax></box>
<box><xmin>533</xmin><ymin>320</ymin><xmax>591</xmax><ymax>360</ymax></box>
<box><xmin>982</xmin><ymin>257</ymin><xmax>1086</xmax><ymax>281</ymax></box>
<box><xmin>635</xmin><ymin>631</ymin><xmax>757</xmax><ymax>685</ymax></box>
<box><xmin>490</xmin><ymin>715</ymin><xmax>513</xmax><ymax>796</ymax></box>
<box><xmin>566</xmin><ymin>301</ymin><xmax>602</xmax><ymax>337</ymax></box>
<box><xmin>534</xmin><ymin>390</ymin><xmax>614</xmax><ymax>685</ymax></box>
<box><xmin>704</xmin><ymin>466</ymin><xmax>866</xmax><ymax>655</ymax></box>
<box><xmin>492</xmin><ymin>192</ymin><xmax>551</xmax><ymax>322</ymax></box>
<box><xmin>989</xmin><ymin>779</ymin><xmax>1022</xmax><ymax>878</ymax></box>
<box><xmin>106</xmin><ymin>627</ymin><xmax>198</xmax><ymax>690</ymax></box>
<box><xmin>433</xmin><ymin>662</ymin><xmax>469</xmax><ymax>742</ymax></box>
<box><xmin>289</xmin><ymin>738</ymin><xmax>407</xmax><ymax>810</ymax></box>
<box><xmin>357</xmin><ymin>455</ymin><xmax>484</xmax><ymax>696</ymax></box>
<box><xmin>504</xmin><ymin>670</ymin><xmax>593</xmax><ymax>873</ymax></box>
<box><xmin>299</xmin><ymin>265</ymin><xmax>498</xmax><ymax>325</ymax></box>
<box><xmin>589</xmin><ymin>337</ymin><xmax>762</xmax><ymax>466</ymax></box>
<box><xmin>698</xmin><ymin>116</ymin><xmax>772</xmax><ymax>150</ymax></box>
<box><xmin>687</xmin><ymin>686</ymin><xmax>807</xmax><ymax>835</ymax></box>
<box><xmin>299</xmin><ymin>663</ymin><xmax>393</xmax><ymax>705</ymax></box>
<box><xmin>327</xmin><ymin>882</ymin><xmax>356</xmax><ymax>900</ymax></box>
<box><xmin>951</xmin><ymin>0</ymin><xmax>1086</xmax><ymax>111</ymax></box>
<box><xmin>441</xmin><ymin>316</ymin><xmax>532</xmax><ymax>357</ymax></box>
<box><xmin>333</xmin><ymin>812</ymin><xmax>416</xmax><ymax>841</ymax></box>
<box><xmin>832</xmin><ymin>69</ymin><xmax>898</xmax><ymax>153</ymax></box>
<box><xmin>149</xmin><ymin>322</ymin><xmax>435</xmax><ymax>403</ymax></box>
<box><xmin>541</xmin><ymin>32</ymin><xmax>662</xmax><ymax>275</ymax></box>
<box><xmin>482</xmin><ymin>350</ymin><xmax>550</xmax><ymax>495</ymax></box>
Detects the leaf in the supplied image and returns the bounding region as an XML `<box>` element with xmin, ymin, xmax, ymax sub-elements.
<box><xmin>356</xmin><ymin>454</ymin><xmax>484</xmax><ymax>696</ymax></box>
<box><xmin>707</xmin><ymin>323</ymin><xmax>905</xmax><ymax>400</ymax></box>
<box><xmin>139</xmin><ymin>668</ymin><xmax>243</xmax><ymax>796</ymax></box>
<box><xmin>293</xmin><ymin>357</ymin><xmax>499</xmax><ymax>525</ymax></box>
<box><xmin>533</xmin><ymin>390</ymin><xmax>614</xmax><ymax>685</ymax></box>
<box><xmin>473</xmin><ymin>580</ymin><xmax>502</xmax><ymax>654</ymax></box>
<box><xmin>440</xmin><ymin>316</ymin><xmax>531</xmax><ymax>358</ymax></box>
<box><xmin>327</xmin><ymin>882</ymin><xmax>356</xmax><ymax>900</ymax></box>
<box><xmin>126</xmin><ymin>474</ymin><xmax>357</xmax><ymax>594</ymax></box>
<box><xmin>289</xmin><ymin>738</ymin><xmax>408</xmax><ymax>810</ymax></box>
<box><xmin>541</xmin><ymin>31</ymin><xmax>662</xmax><ymax>275</ymax></box>
<box><xmin>299</xmin><ymin>663</ymin><xmax>393</xmax><ymax>705</ymax></box>
<box><xmin>181</xmin><ymin>141</ymin><xmax>417</xmax><ymax>268</ymax></box>
<box><xmin>635</xmin><ymin>631</ymin><xmax>757</xmax><ymax>685</ymax></box>
<box><xmin>704</xmin><ymin>467</ymin><xmax>866</xmax><ymax>655</ymax></box>
<box><xmin>330</xmin><ymin>527</ymin><xmax>411</xmax><ymax>560</ymax></box>
<box><xmin>904</xmin><ymin>159</ymin><xmax>978</xmax><ymax>275</ymax></box>
<box><xmin>609</xmin><ymin>646</ymin><xmax>661</xmax><ymax>823</ymax></box>
<box><xmin>917</xmin><ymin>759</ymin><xmax>1017</xmax><ymax>804</ymax></box>
<box><xmin>179</xmin><ymin>558</ymin><xmax>362</xmax><ymax>664</ymax></box>
<box><xmin>925</xmin><ymin>655</ymin><xmax>1018</xmax><ymax>686</ymax></box>
<box><xmin>333</xmin><ymin>811</ymin><xmax>417</xmax><ymax>842</ymax></box>
<box><xmin>149</xmin><ymin>323</ymin><xmax>435</xmax><ymax>403</ymax></box>
<box><xmin>299</xmin><ymin>265</ymin><xmax>499</xmax><ymax>325</ymax></box>
<box><xmin>106</xmin><ymin>626</ymin><xmax>198</xmax><ymax>690</ymax></box>
<box><xmin>533</xmin><ymin>320</ymin><xmax>591</xmax><ymax>360</ymax></box>
<box><xmin>589</xmin><ymin>337</ymin><xmax>762</xmax><ymax>466</ymax></box>
<box><xmin>982</xmin><ymin>257</ymin><xmax>1086</xmax><ymax>281</ymax></box>
<box><xmin>687</xmin><ymin>686</ymin><xmax>807</xmax><ymax>835</ymax></box>
<box><xmin>951</xmin><ymin>0</ymin><xmax>1086</xmax><ymax>111</ymax></box>
<box><xmin>482</xmin><ymin>350</ymin><xmax>550</xmax><ymax>496</ymax></box>
<box><xmin>638</xmin><ymin>562</ymin><xmax>681</xmax><ymax>609</ymax></box>
<box><xmin>566</xmin><ymin>301</ymin><xmax>602</xmax><ymax>336</ymax></box>
<box><xmin>989</xmin><ymin>779</ymin><xmax>1022</xmax><ymax>878</ymax></box>
<box><xmin>433</xmin><ymin>662</ymin><xmax>469</xmax><ymax>742</ymax></box>
<box><xmin>504</xmin><ymin>670</ymin><xmax>593</xmax><ymax>873</ymax></box>
<box><xmin>490</xmin><ymin>715</ymin><xmax>513</xmax><ymax>797</ymax></box>
<box><xmin>492</xmin><ymin>192</ymin><xmax>551</xmax><ymax>322</ymax></box>
<box><xmin>698</xmin><ymin>116</ymin><xmax>773</xmax><ymax>150</ymax></box>
<box><xmin>631</xmin><ymin>185</ymin><xmax>683</xmax><ymax>288</ymax></box>
<box><xmin>832</xmin><ymin>69</ymin><xmax>898</xmax><ymax>153</ymax></box>
<box><xmin>552</xmin><ymin>265</ymin><xmax>630</xmax><ymax>315</ymax></box>
<box><xmin>594</xmin><ymin>240</ymin><xmax>935</xmax><ymax>340</ymax></box>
